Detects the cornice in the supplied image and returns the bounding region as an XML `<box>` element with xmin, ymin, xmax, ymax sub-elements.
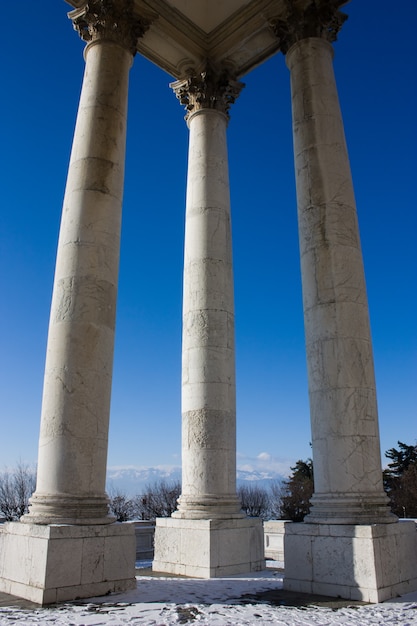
<box><xmin>65</xmin><ymin>0</ymin><xmax>351</xmax><ymax>79</ymax></box>
<box><xmin>133</xmin><ymin>0</ymin><xmax>286</xmax><ymax>78</ymax></box>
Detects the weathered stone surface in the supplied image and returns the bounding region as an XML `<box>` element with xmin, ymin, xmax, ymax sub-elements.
<box><xmin>153</xmin><ymin>517</ymin><xmax>265</xmax><ymax>578</ymax></box>
<box><xmin>286</xmin><ymin>36</ymin><xmax>392</xmax><ymax>525</ymax></box>
<box><xmin>264</xmin><ymin>520</ymin><xmax>292</xmax><ymax>562</ymax></box>
<box><xmin>3</xmin><ymin>0</ymin><xmax>414</xmax><ymax>607</ymax></box>
<box><xmin>284</xmin><ymin>521</ymin><xmax>417</xmax><ymax>603</ymax></box>
<box><xmin>173</xmin><ymin>86</ymin><xmax>242</xmax><ymax>521</ymax></box>
<box><xmin>153</xmin><ymin>72</ymin><xmax>265</xmax><ymax>577</ymax></box>
<box><xmin>24</xmin><ymin>22</ymin><xmax>134</xmax><ymax>527</ymax></box>
<box><xmin>0</xmin><ymin>522</ymin><xmax>136</xmax><ymax>605</ymax></box>
<box><xmin>1</xmin><ymin>4</ymin><xmax>141</xmax><ymax>608</ymax></box>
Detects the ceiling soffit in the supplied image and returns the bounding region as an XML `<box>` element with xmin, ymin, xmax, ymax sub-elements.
<box><xmin>65</xmin><ymin>1</ymin><xmax>350</xmax><ymax>80</ymax></box>
<box><xmin>134</xmin><ymin>0</ymin><xmax>285</xmax><ymax>79</ymax></box>
<box><xmin>164</xmin><ymin>0</ymin><xmax>253</xmax><ymax>34</ymax></box>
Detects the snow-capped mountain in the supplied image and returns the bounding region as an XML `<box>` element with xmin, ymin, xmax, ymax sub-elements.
<box><xmin>106</xmin><ymin>466</ymin><xmax>182</xmax><ymax>496</ymax></box>
<box><xmin>106</xmin><ymin>465</ymin><xmax>284</xmax><ymax>496</ymax></box>
<box><xmin>236</xmin><ymin>468</ymin><xmax>283</xmax><ymax>487</ymax></box>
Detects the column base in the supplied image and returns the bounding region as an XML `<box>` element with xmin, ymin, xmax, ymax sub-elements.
<box><xmin>284</xmin><ymin>520</ymin><xmax>417</xmax><ymax>603</ymax></box>
<box><xmin>173</xmin><ymin>494</ymin><xmax>244</xmax><ymax>520</ymax></box>
<box><xmin>153</xmin><ymin>516</ymin><xmax>265</xmax><ymax>577</ymax></box>
<box><xmin>22</xmin><ymin>492</ymin><xmax>115</xmax><ymax>525</ymax></box>
<box><xmin>305</xmin><ymin>492</ymin><xmax>396</xmax><ymax>525</ymax></box>
<box><xmin>0</xmin><ymin>521</ymin><xmax>136</xmax><ymax>605</ymax></box>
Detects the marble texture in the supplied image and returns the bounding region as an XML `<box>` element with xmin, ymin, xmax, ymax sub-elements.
<box><xmin>23</xmin><ymin>38</ymin><xmax>133</xmax><ymax>526</ymax></box>
<box><xmin>287</xmin><ymin>37</ymin><xmax>392</xmax><ymax>524</ymax></box>
<box><xmin>0</xmin><ymin>521</ymin><xmax>136</xmax><ymax>605</ymax></box>
<box><xmin>264</xmin><ymin>520</ymin><xmax>292</xmax><ymax>562</ymax></box>
<box><xmin>0</xmin><ymin>6</ymin><xmax>142</xmax><ymax>607</ymax></box>
<box><xmin>4</xmin><ymin>1</ymin><xmax>413</xmax><ymax>608</ymax></box>
<box><xmin>284</xmin><ymin>520</ymin><xmax>417</xmax><ymax>603</ymax></box>
<box><xmin>153</xmin><ymin>517</ymin><xmax>265</xmax><ymax>578</ymax></box>
<box><xmin>174</xmin><ymin>106</ymin><xmax>241</xmax><ymax>520</ymax></box>
<box><xmin>134</xmin><ymin>521</ymin><xmax>155</xmax><ymax>560</ymax></box>
<box><xmin>153</xmin><ymin>77</ymin><xmax>265</xmax><ymax>577</ymax></box>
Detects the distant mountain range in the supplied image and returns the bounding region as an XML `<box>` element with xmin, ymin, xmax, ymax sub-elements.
<box><xmin>106</xmin><ymin>466</ymin><xmax>181</xmax><ymax>496</ymax></box>
<box><xmin>106</xmin><ymin>465</ymin><xmax>284</xmax><ymax>496</ymax></box>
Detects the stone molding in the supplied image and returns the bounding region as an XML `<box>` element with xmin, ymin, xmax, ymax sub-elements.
<box><xmin>132</xmin><ymin>0</ymin><xmax>280</xmax><ymax>79</ymax></box>
<box><xmin>65</xmin><ymin>1</ymin><xmax>350</xmax><ymax>79</ymax></box>
<box><xmin>171</xmin><ymin>67</ymin><xmax>244</xmax><ymax>120</ymax></box>
<box><xmin>22</xmin><ymin>493</ymin><xmax>115</xmax><ymax>526</ymax></box>
<box><xmin>270</xmin><ymin>0</ymin><xmax>348</xmax><ymax>54</ymax></box>
<box><xmin>69</xmin><ymin>0</ymin><xmax>150</xmax><ymax>55</ymax></box>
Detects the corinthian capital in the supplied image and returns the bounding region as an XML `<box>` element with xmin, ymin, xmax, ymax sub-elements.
<box><xmin>69</xmin><ymin>0</ymin><xmax>150</xmax><ymax>55</ymax></box>
<box><xmin>171</xmin><ymin>66</ymin><xmax>244</xmax><ymax>121</ymax></box>
<box><xmin>270</xmin><ymin>0</ymin><xmax>348</xmax><ymax>54</ymax></box>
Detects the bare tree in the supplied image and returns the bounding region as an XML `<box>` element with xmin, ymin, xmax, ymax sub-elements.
<box><xmin>108</xmin><ymin>488</ymin><xmax>137</xmax><ymax>521</ymax></box>
<box><xmin>238</xmin><ymin>483</ymin><xmax>271</xmax><ymax>520</ymax></box>
<box><xmin>0</xmin><ymin>463</ymin><xmax>36</xmax><ymax>521</ymax></box>
<box><xmin>268</xmin><ymin>479</ymin><xmax>283</xmax><ymax>519</ymax></box>
<box><xmin>137</xmin><ymin>480</ymin><xmax>181</xmax><ymax>520</ymax></box>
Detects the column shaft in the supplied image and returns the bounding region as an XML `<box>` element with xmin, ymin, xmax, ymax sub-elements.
<box><xmin>24</xmin><ymin>39</ymin><xmax>133</xmax><ymax>524</ymax></box>
<box><xmin>174</xmin><ymin>107</ymin><xmax>242</xmax><ymax>519</ymax></box>
<box><xmin>287</xmin><ymin>38</ymin><xmax>393</xmax><ymax>523</ymax></box>
<box><xmin>153</xmin><ymin>71</ymin><xmax>264</xmax><ymax>578</ymax></box>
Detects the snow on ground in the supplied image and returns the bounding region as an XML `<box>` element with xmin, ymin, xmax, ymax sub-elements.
<box><xmin>0</xmin><ymin>562</ymin><xmax>416</xmax><ymax>625</ymax></box>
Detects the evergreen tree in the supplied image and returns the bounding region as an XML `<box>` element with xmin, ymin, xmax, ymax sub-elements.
<box><xmin>280</xmin><ymin>458</ymin><xmax>314</xmax><ymax>522</ymax></box>
<box><xmin>383</xmin><ymin>441</ymin><xmax>417</xmax><ymax>517</ymax></box>
<box><xmin>384</xmin><ymin>441</ymin><xmax>417</xmax><ymax>478</ymax></box>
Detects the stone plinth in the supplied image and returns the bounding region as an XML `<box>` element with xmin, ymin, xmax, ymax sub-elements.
<box><xmin>153</xmin><ymin>517</ymin><xmax>265</xmax><ymax>577</ymax></box>
<box><xmin>134</xmin><ymin>520</ymin><xmax>155</xmax><ymax>560</ymax></box>
<box><xmin>264</xmin><ymin>520</ymin><xmax>292</xmax><ymax>562</ymax></box>
<box><xmin>284</xmin><ymin>520</ymin><xmax>417</xmax><ymax>603</ymax></box>
<box><xmin>0</xmin><ymin>522</ymin><xmax>136</xmax><ymax>605</ymax></box>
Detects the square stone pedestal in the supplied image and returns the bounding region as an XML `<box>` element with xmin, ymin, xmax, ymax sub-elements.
<box><xmin>153</xmin><ymin>517</ymin><xmax>265</xmax><ymax>577</ymax></box>
<box><xmin>0</xmin><ymin>521</ymin><xmax>136</xmax><ymax>605</ymax></box>
<box><xmin>284</xmin><ymin>520</ymin><xmax>417</xmax><ymax>603</ymax></box>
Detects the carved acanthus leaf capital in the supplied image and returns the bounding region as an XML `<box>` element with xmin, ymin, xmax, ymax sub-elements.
<box><xmin>69</xmin><ymin>0</ymin><xmax>150</xmax><ymax>55</ymax></box>
<box><xmin>171</xmin><ymin>67</ymin><xmax>244</xmax><ymax>121</ymax></box>
<box><xmin>270</xmin><ymin>0</ymin><xmax>348</xmax><ymax>54</ymax></box>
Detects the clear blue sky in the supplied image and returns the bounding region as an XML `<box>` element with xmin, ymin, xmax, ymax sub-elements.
<box><xmin>0</xmin><ymin>2</ymin><xmax>416</xmax><ymax>477</ymax></box>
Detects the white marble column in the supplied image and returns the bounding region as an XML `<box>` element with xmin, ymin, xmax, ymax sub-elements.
<box><xmin>153</xmin><ymin>70</ymin><xmax>264</xmax><ymax>577</ymax></box>
<box><xmin>273</xmin><ymin>7</ymin><xmax>393</xmax><ymax>524</ymax></box>
<box><xmin>171</xmin><ymin>71</ymin><xmax>244</xmax><ymax>519</ymax></box>
<box><xmin>23</xmin><ymin>1</ymin><xmax>147</xmax><ymax>525</ymax></box>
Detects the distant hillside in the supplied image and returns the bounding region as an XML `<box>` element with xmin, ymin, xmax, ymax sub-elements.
<box><xmin>106</xmin><ymin>465</ymin><xmax>284</xmax><ymax>496</ymax></box>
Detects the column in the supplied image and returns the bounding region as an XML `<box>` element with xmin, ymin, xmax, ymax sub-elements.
<box><xmin>265</xmin><ymin>3</ymin><xmax>417</xmax><ymax>604</ymax></box>
<box><xmin>172</xmin><ymin>69</ymin><xmax>244</xmax><ymax>519</ymax></box>
<box><xmin>272</xmin><ymin>4</ymin><xmax>393</xmax><ymax>525</ymax></box>
<box><xmin>23</xmin><ymin>0</ymin><xmax>147</xmax><ymax>525</ymax></box>
<box><xmin>153</xmin><ymin>68</ymin><xmax>265</xmax><ymax>577</ymax></box>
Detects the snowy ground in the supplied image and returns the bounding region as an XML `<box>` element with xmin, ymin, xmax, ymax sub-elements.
<box><xmin>0</xmin><ymin>562</ymin><xmax>416</xmax><ymax>625</ymax></box>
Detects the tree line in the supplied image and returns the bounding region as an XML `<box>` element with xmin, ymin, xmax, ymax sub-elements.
<box><xmin>1</xmin><ymin>441</ymin><xmax>416</xmax><ymax>522</ymax></box>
